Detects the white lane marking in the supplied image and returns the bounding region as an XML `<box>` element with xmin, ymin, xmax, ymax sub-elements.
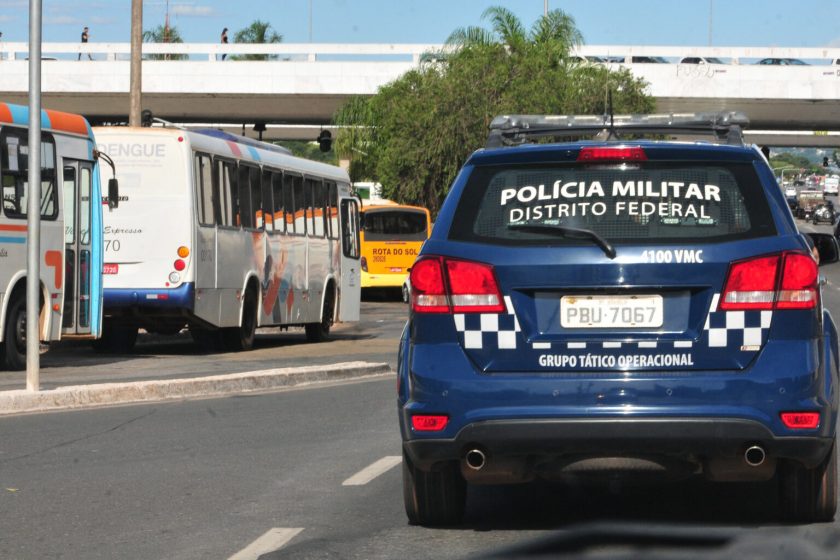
<box><xmin>342</xmin><ymin>455</ymin><xmax>402</xmax><ymax>486</ymax></box>
<box><xmin>228</xmin><ymin>528</ymin><xmax>303</xmax><ymax>560</ymax></box>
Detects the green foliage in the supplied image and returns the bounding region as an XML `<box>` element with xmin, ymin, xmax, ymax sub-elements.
<box><xmin>274</xmin><ymin>140</ymin><xmax>338</xmax><ymax>165</ymax></box>
<box><xmin>334</xmin><ymin>7</ymin><xmax>653</xmax><ymax>216</ymax></box>
<box><xmin>770</xmin><ymin>153</ymin><xmax>823</xmax><ymax>175</ymax></box>
<box><xmin>232</xmin><ymin>20</ymin><xmax>283</xmax><ymax>61</ymax></box>
<box><xmin>143</xmin><ymin>24</ymin><xmax>187</xmax><ymax>60</ymax></box>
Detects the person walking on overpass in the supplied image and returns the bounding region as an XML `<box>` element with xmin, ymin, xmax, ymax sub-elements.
<box><xmin>79</xmin><ymin>26</ymin><xmax>92</xmax><ymax>60</ymax></box>
<box><xmin>220</xmin><ymin>27</ymin><xmax>229</xmax><ymax>60</ymax></box>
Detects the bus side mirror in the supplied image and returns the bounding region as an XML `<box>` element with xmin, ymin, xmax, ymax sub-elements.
<box><xmin>808</xmin><ymin>232</ymin><xmax>839</xmax><ymax>266</ymax></box>
<box><xmin>108</xmin><ymin>178</ymin><xmax>119</xmax><ymax>210</ymax></box>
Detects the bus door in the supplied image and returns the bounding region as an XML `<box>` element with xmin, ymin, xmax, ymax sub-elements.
<box><xmin>61</xmin><ymin>160</ymin><xmax>93</xmax><ymax>336</ymax></box>
<box><xmin>193</xmin><ymin>153</ymin><xmax>219</xmax><ymax>324</ymax></box>
<box><xmin>339</xmin><ymin>197</ymin><xmax>361</xmax><ymax>321</ymax></box>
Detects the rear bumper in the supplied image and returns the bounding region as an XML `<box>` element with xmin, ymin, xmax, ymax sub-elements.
<box><xmin>361</xmin><ymin>270</ymin><xmax>407</xmax><ymax>288</ymax></box>
<box><xmin>104</xmin><ymin>283</ymin><xmax>194</xmax><ymax>310</ymax></box>
<box><xmin>403</xmin><ymin>417</ymin><xmax>834</xmax><ymax>470</ymax></box>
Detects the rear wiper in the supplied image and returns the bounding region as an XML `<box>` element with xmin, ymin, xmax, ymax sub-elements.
<box><xmin>507</xmin><ymin>223</ymin><xmax>617</xmax><ymax>259</ymax></box>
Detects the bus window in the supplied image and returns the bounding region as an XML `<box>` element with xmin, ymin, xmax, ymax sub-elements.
<box><xmin>1</xmin><ymin>129</ymin><xmax>58</xmax><ymax>220</ymax></box>
<box><xmin>326</xmin><ymin>182</ymin><xmax>339</xmax><ymax>239</ymax></box>
<box><xmin>63</xmin><ymin>167</ymin><xmax>76</xmax><ymax>243</ymax></box>
<box><xmin>217</xmin><ymin>159</ymin><xmax>237</xmax><ymax>227</ymax></box>
<box><xmin>283</xmin><ymin>173</ymin><xmax>300</xmax><ymax>234</ymax></box>
<box><xmin>194</xmin><ymin>153</ymin><xmax>214</xmax><ymax>227</ymax></box>
<box><xmin>271</xmin><ymin>170</ymin><xmax>285</xmax><ymax>234</ymax></box>
<box><xmin>307</xmin><ymin>177</ymin><xmax>325</xmax><ymax>237</ymax></box>
<box><xmin>292</xmin><ymin>174</ymin><xmax>306</xmax><ymax>235</ymax></box>
<box><xmin>261</xmin><ymin>169</ymin><xmax>274</xmax><ymax>231</ymax></box>
<box><xmin>250</xmin><ymin>166</ymin><xmax>262</xmax><ymax>229</ymax></box>
<box><xmin>341</xmin><ymin>199</ymin><xmax>360</xmax><ymax>258</ymax></box>
<box><xmin>238</xmin><ymin>164</ymin><xmax>254</xmax><ymax>229</ymax></box>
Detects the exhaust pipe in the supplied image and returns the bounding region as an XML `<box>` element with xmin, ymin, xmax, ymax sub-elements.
<box><xmin>744</xmin><ymin>445</ymin><xmax>766</xmax><ymax>467</ymax></box>
<box><xmin>465</xmin><ymin>449</ymin><xmax>486</xmax><ymax>471</ymax></box>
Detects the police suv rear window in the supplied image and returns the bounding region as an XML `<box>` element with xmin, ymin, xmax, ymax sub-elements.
<box><xmin>449</xmin><ymin>162</ymin><xmax>776</xmax><ymax>244</ymax></box>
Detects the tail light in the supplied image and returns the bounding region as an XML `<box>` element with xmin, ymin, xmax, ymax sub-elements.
<box><xmin>411</xmin><ymin>414</ymin><xmax>449</xmax><ymax>432</ymax></box>
<box><xmin>780</xmin><ymin>412</ymin><xmax>820</xmax><ymax>429</ymax></box>
<box><xmin>578</xmin><ymin>146</ymin><xmax>647</xmax><ymax>162</ymax></box>
<box><xmin>410</xmin><ymin>256</ymin><xmax>504</xmax><ymax>314</ymax></box>
<box><xmin>720</xmin><ymin>252</ymin><xmax>817</xmax><ymax>311</ymax></box>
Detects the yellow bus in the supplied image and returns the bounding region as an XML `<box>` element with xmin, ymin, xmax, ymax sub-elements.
<box><xmin>360</xmin><ymin>204</ymin><xmax>431</xmax><ymax>295</ymax></box>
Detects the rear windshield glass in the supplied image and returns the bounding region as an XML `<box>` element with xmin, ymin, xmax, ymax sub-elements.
<box><xmin>362</xmin><ymin>209</ymin><xmax>428</xmax><ymax>241</ymax></box>
<box><xmin>449</xmin><ymin>162</ymin><xmax>776</xmax><ymax>245</ymax></box>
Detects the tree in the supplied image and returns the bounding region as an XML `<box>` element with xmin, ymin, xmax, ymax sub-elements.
<box><xmin>232</xmin><ymin>20</ymin><xmax>283</xmax><ymax>61</ymax></box>
<box><xmin>334</xmin><ymin>7</ymin><xmax>653</xmax><ymax>216</ymax></box>
<box><xmin>143</xmin><ymin>24</ymin><xmax>187</xmax><ymax>60</ymax></box>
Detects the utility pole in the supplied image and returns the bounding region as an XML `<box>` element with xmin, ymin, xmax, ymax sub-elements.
<box><xmin>544</xmin><ymin>1</ymin><xmax>548</xmax><ymax>17</ymax></box>
<box><xmin>26</xmin><ymin>0</ymin><xmax>43</xmax><ymax>391</ymax></box>
<box><xmin>129</xmin><ymin>0</ymin><xmax>142</xmax><ymax>126</ymax></box>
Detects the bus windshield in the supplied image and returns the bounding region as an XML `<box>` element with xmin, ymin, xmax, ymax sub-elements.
<box><xmin>362</xmin><ymin>208</ymin><xmax>428</xmax><ymax>241</ymax></box>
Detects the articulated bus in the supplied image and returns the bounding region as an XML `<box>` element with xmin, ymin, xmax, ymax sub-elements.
<box><xmin>359</xmin><ymin>204</ymin><xmax>431</xmax><ymax>297</ymax></box>
<box><xmin>93</xmin><ymin>126</ymin><xmax>361</xmax><ymax>352</ymax></box>
<box><xmin>1</xmin><ymin>103</ymin><xmax>105</xmax><ymax>370</ymax></box>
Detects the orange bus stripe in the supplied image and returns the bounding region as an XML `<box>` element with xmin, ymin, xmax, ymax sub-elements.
<box><xmin>0</xmin><ymin>224</ymin><xmax>28</xmax><ymax>232</ymax></box>
<box><xmin>45</xmin><ymin>109</ymin><xmax>89</xmax><ymax>136</ymax></box>
<box><xmin>0</xmin><ymin>103</ymin><xmax>12</xmax><ymax>124</ymax></box>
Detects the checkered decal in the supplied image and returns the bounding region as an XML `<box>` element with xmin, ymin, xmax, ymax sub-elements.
<box><xmin>453</xmin><ymin>293</ymin><xmax>773</xmax><ymax>352</ymax></box>
<box><xmin>704</xmin><ymin>293</ymin><xmax>772</xmax><ymax>348</ymax></box>
<box><xmin>454</xmin><ymin>296</ymin><xmax>521</xmax><ymax>350</ymax></box>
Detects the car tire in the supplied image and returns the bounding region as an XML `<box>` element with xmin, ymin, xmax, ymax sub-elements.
<box><xmin>305</xmin><ymin>287</ymin><xmax>334</xmax><ymax>343</ymax></box>
<box><xmin>402</xmin><ymin>450</ymin><xmax>466</xmax><ymax>526</ymax></box>
<box><xmin>92</xmin><ymin>321</ymin><xmax>139</xmax><ymax>354</ymax></box>
<box><xmin>222</xmin><ymin>288</ymin><xmax>257</xmax><ymax>351</ymax></box>
<box><xmin>2</xmin><ymin>294</ymin><xmax>27</xmax><ymax>370</ymax></box>
<box><xmin>779</xmin><ymin>440</ymin><xmax>837</xmax><ymax>522</ymax></box>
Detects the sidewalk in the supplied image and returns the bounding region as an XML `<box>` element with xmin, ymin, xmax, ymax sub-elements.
<box><xmin>0</xmin><ymin>360</ymin><xmax>392</xmax><ymax>415</ymax></box>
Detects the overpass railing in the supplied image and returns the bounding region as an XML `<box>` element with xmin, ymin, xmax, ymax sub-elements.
<box><xmin>3</xmin><ymin>42</ymin><xmax>840</xmax><ymax>64</ymax></box>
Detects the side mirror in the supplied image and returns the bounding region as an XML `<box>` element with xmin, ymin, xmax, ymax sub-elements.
<box><xmin>807</xmin><ymin>232</ymin><xmax>839</xmax><ymax>266</ymax></box>
<box><xmin>108</xmin><ymin>178</ymin><xmax>119</xmax><ymax>210</ymax></box>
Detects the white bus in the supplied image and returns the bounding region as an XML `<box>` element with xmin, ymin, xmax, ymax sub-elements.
<box><xmin>93</xmin><ymin>126</ymin><xmax>361</xmax><ymax>352</ymax></box>
<box><xmin>1</xmin><ymin>102</ymin><xmax>108</xmax><ymax>369</ymax></box>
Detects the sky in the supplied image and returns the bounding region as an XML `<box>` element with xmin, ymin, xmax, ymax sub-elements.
<box><xmin>0</xmin><ymin>0</ymin><xmax>840</xmax><ymax>47</ymax></box>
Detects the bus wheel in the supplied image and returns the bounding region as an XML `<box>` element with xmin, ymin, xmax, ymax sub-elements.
<box><xmin>92</xmin><ymin>320</ymin><xmax>138</xmax><ymax>354</ymax></box>
<box><xmin>2</xmin><ymin>294</ymin><xmax>27</xmax><ymax>371</ymax></box>
<box><xmin>306</xmin><ymin>287</ymin><xmax>334</xmax><ymax>343</ymax></box>
<box><xmin>223</xmin><ymin>288</ymin><xmax>257</xmax><ymax>352</ymax></box>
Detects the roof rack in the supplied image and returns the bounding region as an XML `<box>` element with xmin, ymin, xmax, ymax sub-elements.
<box><xmin>485</xmin><ymin>111</ymin><xmax>749</xmax><ymax>148</ymax></box>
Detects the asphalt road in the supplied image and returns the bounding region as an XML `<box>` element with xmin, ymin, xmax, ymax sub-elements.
<box><xmin>3</xmin><ymin>231</ymin><xmax>840</xmax><ymax>559</ymax></box>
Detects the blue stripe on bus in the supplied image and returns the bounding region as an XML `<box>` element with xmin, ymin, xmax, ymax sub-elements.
<box><xmin>246</xmin><ymin>146</ymin><xmax>261</xmax><ymax>161</ymax></box>
<box><xmin>103</xmin><ymin>283</ymin><xmax>195</xmax><ymax>309</ymax></box>
<box><xmin>6</xmin><ymin>105</ymin><xmax>52</xmax><ymax>130</ymax></box>
<box><xmin>0</xmin><ymin>236</ymin><xmax>26</xmax><ymax>244</ymax></box>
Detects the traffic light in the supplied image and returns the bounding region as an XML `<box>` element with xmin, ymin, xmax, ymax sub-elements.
<box><xmin>824</xmin><ymin>157</ymin><xmax>829</xmax><ymax>167</ymax></box>
<box><xmin>317</xmin><ymin>130</ymin><xmax>332</xmax><ymax>152</ymax></box>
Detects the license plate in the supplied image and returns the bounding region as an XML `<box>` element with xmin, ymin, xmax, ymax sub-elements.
<box><xmin>561</xmin><ymin>295</ymin><xmax>663</xmax><ymax>328</ymax></box>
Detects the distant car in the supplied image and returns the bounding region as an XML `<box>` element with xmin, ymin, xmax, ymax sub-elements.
<box><xmin>784</xmin><ymin>185</ymin><xmax>798</xmax><ymax>199</ymax></box>
<box><xmin>813</xmin><ymin>202</ymin><xmax>837</xmax><ymax>225</ymax></box>
<box><xmin>825</xmin><ymin>175</ymin><xmax>839</xmax><ymax>195</ymax></box>
<box><xmin>757</xmin><ymin>58</ymin><xmax>808</xmax><ymax>65</ymax></box>
<box><xmin>631</xmin><ymin>56</ymin><xmax>669</xmax><ymax>64</ymax></box>
<box><xmin>680</xmin><ymin>56</ymin><xmax>727</xmax><ymax>64</ymax></box>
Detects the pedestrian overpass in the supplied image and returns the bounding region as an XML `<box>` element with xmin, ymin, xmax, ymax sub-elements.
<box><xmin>3</xmin><ymin>42</ymin><xmax>840</xmax><ymax>144</ymax></box>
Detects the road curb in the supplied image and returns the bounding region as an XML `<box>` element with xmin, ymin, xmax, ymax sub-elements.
<box><xmin>0</xmin><ymin>361</ymin><xmax>393</xmax><ymax>415</ymax></box>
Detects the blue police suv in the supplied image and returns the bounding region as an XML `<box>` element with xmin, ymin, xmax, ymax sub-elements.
<box><xmin>398</xmin><ymin>112</ymin><xmax>840</xmax><ymax>525</ymax></box>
